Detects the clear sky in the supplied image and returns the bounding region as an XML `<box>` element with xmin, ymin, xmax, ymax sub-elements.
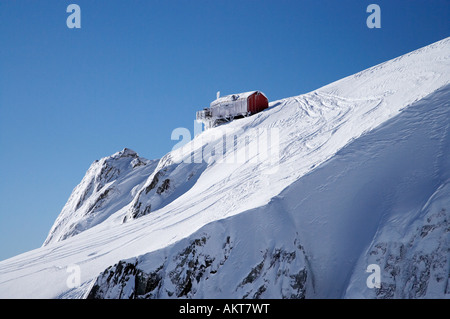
<box><xmin>0</xmin><ymin>0</ymin><xmax>448</xmax><ymax>261</ymax></box>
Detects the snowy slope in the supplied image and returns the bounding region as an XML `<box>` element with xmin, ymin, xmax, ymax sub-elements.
<box><xmin>85</xmin><ymin>84</ymin><xmax>450</xmax><ymax>299</ymax></box>
<box><xmin>0</xmin><ymin>37</ymin><xmax>449</xmax><ymax>299</ymax></box>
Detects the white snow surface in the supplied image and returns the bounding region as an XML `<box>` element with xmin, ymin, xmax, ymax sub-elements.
<box><xmin>0</xmin><ymin>37</ymin><xmax>449</xmax><ymax>298</ymax></box>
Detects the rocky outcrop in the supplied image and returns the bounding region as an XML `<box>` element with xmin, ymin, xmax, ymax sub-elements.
<box><xmin>123</xmin><ymin>154</ymin><xmax>206</xmax><ymax>222</ymax></box>
<box><xmin>369</xmin><ymin>208</ymin><xmax>449</xmax><ymax>299</ymax></box>
<box><xmin>87</xmin><ymin>233</ymin><xmax>311</xmax><ymax>299</ymax></box>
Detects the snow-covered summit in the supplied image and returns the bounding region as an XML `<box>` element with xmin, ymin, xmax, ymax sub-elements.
<box><xmin>43</xmin><ymin>148</ymin><xmax>158</xmax><ymax>246</ymax></box>
<box><xmin>111</xmin><ymin>147</ymin><xmax>138</xmax><ymax>158</ymax></box>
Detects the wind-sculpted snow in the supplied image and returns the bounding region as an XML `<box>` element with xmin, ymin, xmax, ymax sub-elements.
<box><xmin>0</xmin><ymin>37</ymin><xmax>449</xmax><ymax>298</ymax></box>
<box><xmin>267</xmin><ymin>85</ymin><xmax>450</xmax><ymax>298</ymax></box>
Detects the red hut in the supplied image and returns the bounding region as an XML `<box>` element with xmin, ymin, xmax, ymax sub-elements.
<box><xmin>197</xmin><ymin>91</ymin><xmax>269</xmax><ymax>128</ymax></box>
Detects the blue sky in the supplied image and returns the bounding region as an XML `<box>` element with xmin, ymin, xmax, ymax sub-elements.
<box><xmin>0</xmin><ymin>0</ymin><xmax>448</xmax><ymax>260</ymax></box>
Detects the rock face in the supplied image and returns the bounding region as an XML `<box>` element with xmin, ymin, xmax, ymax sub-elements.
<box><xmin>88</xmin><ymin>232</ymin><xmax>311</xmax><ymax>299</ymax></box>
<box><xmin>43</xmin><ymin>148</ymin><xmax>158</xmax><ymax>245</ymax></box>
<box><xmin>345</xmin><ymin>182</ymin><xmax>450</xmax><ymax>299</ymax></box>
<box><xmin>372</xmin><ymin>210</ymin><xmax>448</xmax><ymax>299</ymax></box>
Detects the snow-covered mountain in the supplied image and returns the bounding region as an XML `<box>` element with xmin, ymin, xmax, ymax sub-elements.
<box><xmin>43</xmin><ymin>148</ymin><xmax>158</xmax><ymax>245</ymax></box>
<box><xmin>0</xmin><ymin>37</ymin><xmax>449</xmax><ymax>299</ymax></box>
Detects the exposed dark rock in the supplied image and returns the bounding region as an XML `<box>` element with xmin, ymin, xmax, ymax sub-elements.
<box><xmin>241</xmin><ymin>261</ymin><xmax>264</xmax><ymax>286</ymax></box>
<box><xmin>369</xmin><ymin>208</ymin><xmax>449</xmax><ymax>299</ymax></box>
<box><xmin>87</xmin><ymin>233</ymin><xmax>310</xmax><ymax>299</ymax></box>
<box><xmin>157</xmin><ymin>179</ymin><xmax>171</xmax><ymax>195</ymax></box>
<box><xmin>145</xmin><ymin>170</ymin><xmax>165</xmax><ymax>194</ymax></box>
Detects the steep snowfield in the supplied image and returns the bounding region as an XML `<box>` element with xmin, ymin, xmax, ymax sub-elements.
<box><xmin>0</xmin><ymin>37</ymin><xmax>449</xmax><ymax>299</ymax></box>
<box><xmin>86</xmin><ymin>85</ymin><xmax>450</xmax><ymax>299</ymax></box>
